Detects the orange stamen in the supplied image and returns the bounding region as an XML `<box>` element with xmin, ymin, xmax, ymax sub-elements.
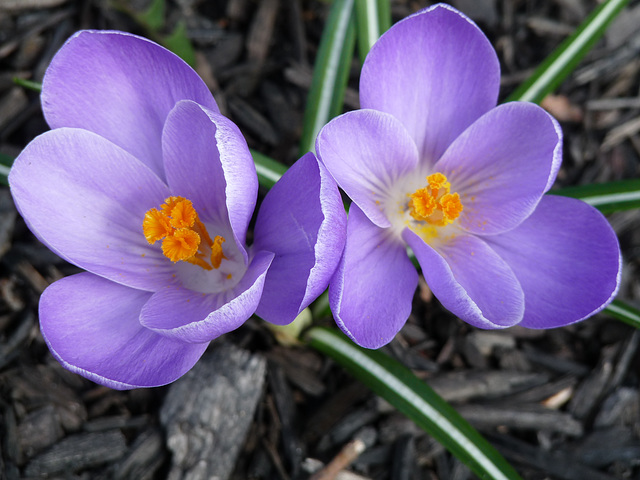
<box><xmin>210</xmin><ymin>236</ymin><xmax>227</xmax><ymax>269</ymax></box>
<box><xmin>162</xmin><ymin>229</ymin><xmax>200</xmax><ymax>262</ymax></box>
<box><xmin>143</xmin><ymin>196</ymin><xmax>227</xmax><ymax>270</ymax></box>
<box><xmin>426</xmin><ymin>172</ymin><xmax>450</xmax><ymax>193</ymax></box>
<box><xmin>408</xmin><ymin>187</ymin><xmax>437</xmax><ymax>220</ymax></box>
<box><xmin>408</xmin><ymin>173</ymin><xmax>463</xmax><ymax>227</ymax></box>
<box><xmin>186</xmin><ymin>256</ymin><xmax>214</xmax><ymax>271</ymax></box>
<box><xmin>160</xmin><ymin>196</ymin><xmax>182</xmax><ymax>213</ymax></box>
<box><xmin>169</xmin><ymin>198</ymin><xmax>197</xmax><ymax>229</ymax></box>
<box><xmin>194</xmin><ymin>218</ymin><xmax>214</xmax><ymax>246</ymax></box>
<box><xmin>143</xmin><ymin>208</ymin><xmax>172</xmax><ymax>244</ymax></box>
<box><xmin>440</xmin><ymin>193</ymin><xmax>463</xmax><ymax>220</ymax></box>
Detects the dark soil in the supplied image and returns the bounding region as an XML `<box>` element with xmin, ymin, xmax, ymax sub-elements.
<box><xmin>1</xmin><ymin>0</ymin><xmax>640</xmax><ymax>479</ymax></box>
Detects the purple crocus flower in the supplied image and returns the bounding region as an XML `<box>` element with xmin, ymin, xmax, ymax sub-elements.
<box><xmin>9</xmin><ymin>31</ymin><xmax>346</xmax><ymax>389</ymax></box>
<box><xmin>315</xmin><ymin>4</ymin><xmax>622</xmax><ymax>349</ymax></box>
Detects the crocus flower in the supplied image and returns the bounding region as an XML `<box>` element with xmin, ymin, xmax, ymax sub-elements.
<box><xmin>315</xmin><ymin>4</ymin><xmax>621</xmax><ymax>349</ymax></box>
<box><xmin>9</xmin><ymin>31</ymin><xmax>346</xmax><ymax>389</ymax></box>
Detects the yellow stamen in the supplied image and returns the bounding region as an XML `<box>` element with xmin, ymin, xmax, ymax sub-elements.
<box><xmin>426</xmin><ymin>172</ymin><xmax>450</xmax><ymax>193</ymax></box>
<box><xmin>408</xmin><ymin>173</ymin><xmax>463</xmax><ymax>227</ymax></box>
<box><xmin>408</xmin><ymin>187</ymin><xmax>437</xmax><ymax>220</ymax></box>
<box><xmin>162</xmin><ymin>229</ymin><xmax>200</xmax><ymax>262</ymax></box>
<box><xmin>195</xmin><ymin>218</ymin><xmax>214</xmax><ymax>246</ymax></box>
<box><xmin>161</xmin><ymin>196</ymin><xmax>182</xmax><ymax>213</ymax></box>
<box><xmin>143</xmin><ymin>196</ymin><xmax>227</xmax><ymax>270</ymax></box>
<box><xmin>440</xmin><ymin>193</ymin><xmax>463</xmax><ymax>220</ymax></box>
<box><xmin>210</xmin><ymin>236</ymin><xmax>227</xmax><ymax>269</ymax></box>
<box><xmin>186</xmin><ymin>256</ymin><xmax>213</xmax><ymax>271</ymax></box>
<box><xmin>143</xmin><ymin>208</ymin><xmax>173</xmax><ymax>244</ymax></box>
<box><xmin>169</xmin><ymin>198</ymin><xmax>197</xmax><ymax>229</ymax></box>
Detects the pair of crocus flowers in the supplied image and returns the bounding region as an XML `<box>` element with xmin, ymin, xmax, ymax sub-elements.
<box><xmin>10</xmin><ymin>3</ymin><xmax>621</xmax><ymax>389</ymax></box>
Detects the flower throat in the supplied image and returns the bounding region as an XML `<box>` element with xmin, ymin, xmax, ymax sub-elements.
<box><xmin>142</xmin><ymin>196</ymin><xmax>226</xmax><ymax>271</ymax></box>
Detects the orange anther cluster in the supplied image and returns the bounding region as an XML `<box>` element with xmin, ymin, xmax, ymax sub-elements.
<box><xmin>210</xmin><ymin>235</ymin><xmax>226</xmax><ymax>269</ymax></box>
<box><xmin>143</xmin><ymin>196</ymin><xmax>227</xmax><ymax>270</ymax></box>
<box><xmin>408</xmin><ymin>173</ymin><xmax>463</xmax><ymax>227</ymax></box>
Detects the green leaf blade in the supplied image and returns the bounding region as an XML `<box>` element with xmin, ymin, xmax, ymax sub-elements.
<box><xmin>507</xmin><ymin>0</ymin><xmax>629</xmax><ymax>104</ymax></box>
<box><xmin>376</xmin><ymin>0</ymin><xmax>391</xmax><ymax>34</ymax></box>
<box><xmin>355</xmin><ymin>0</ymin><xmax>381</xmax><ymax>63</ymax></box>
<box><xmin>551</xmin><ymin>179</ymin><xmax>640</xmax><ymax>213</ymax></box>
<box><xmin>250</xmin><ymin>149</ymin><xmax>286</xmax><ymax>189</ymax></box>
<box><xmin>306</xmin><ymin>326</ymin><xmax>523</xmax><ymax>480</ymax></box>
<box><xmin>162</xmin><ymin>21</ymin><xmax>196</xmax><ymax>67</ymax></box>
<box><xmin>13</xmin><ymin>78</ymin><xmax>43</xmax><ymax>92</ymax></box>
<box><xmin>0</xmin><ymin>153</ymin><xmax>13</xmax><ymax>186</ymax></box>
<box><xmin>299</xmin><ymin>0</ymin><xmax>357</xmax><ymax>155</ymax></box>
<box><xmin>605</xmin><ymin>299</ymin><xmax>640</xmax><ymax>330</ymax></box>
<box><xmin>137</xmin><ymin>0</ymin><xmax>166</xmax><ymax>31</ymax></box>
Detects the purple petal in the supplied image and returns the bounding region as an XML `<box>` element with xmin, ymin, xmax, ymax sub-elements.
<box><xmin>254</xmin><ymin>153</ymin><xmax>347</xmax><ymax>325</ymax></box>
<box><xmin>163</xmin><ymin>100</ymin><xmax>257</xmax><ymax>258</ymax></box>
<box><xmin>403</xmin><ymin>229</ymin><xmax>524</xmax><ymax>328</ymax></box>
<box><xmin>329</xmin><ymin>205</ymin><xmax>418</xmax><ymax>348</ymax></box>
<box><xmin>42</xmin><ymin>30</ymin><xmax>218</xmax><ymax>179</ymax></box>
<box><xmin>9</xmin><ymin>128</ymin><xmax>175</xmax><ymax>291</ymax></box>
<box><xmin>484</xmin><ymin>195</ymin><xmax>621</xmax><ymax>328</ymax></box>
<box><xmin>436</xmin><ymin>102</ymin><xmax>563</xmax><ymax>235</ymax></box>
<box><xmin>360</xmin><ymin>4</ymin><xmax>500</xmax><ymax>166</ymax></box>
<box><xmin>316</xmin><ymin>109</ymin><xmax>419</xmax><ymax>227</ymax></box>
<box><xmin>39</xmin><ymin>273</ymin><xmax>209</xmax><ymax>390</ymax></box>
<box><xmin>139</xmin><ymin>251</ymin><xmax>274</xmax><ymax>343</ymax></box>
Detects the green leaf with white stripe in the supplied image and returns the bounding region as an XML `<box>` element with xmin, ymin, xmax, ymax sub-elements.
<box><xmin>306</xmin><ymin>326</ymin><xmax>523</xmax><ymax>480</ymax></box>
<box><xmin>552</xmin><ymin>179</ymin><xmax>640</xmax><ymax>213</ymax></box>
<box><xmin>299</xmin><ymin>0</ymin><xmax>356</xmax><ymax>155</ymax></box>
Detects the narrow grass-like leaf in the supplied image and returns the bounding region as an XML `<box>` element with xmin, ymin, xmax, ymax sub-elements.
<box><xmin>355</xmin><ymin>0</ymin><xmax>382</xmax><ymax>63</ymax></box>
<box><xmin>507</xmin><ymin>0</ymin><xmax>629</xmax><ymax>104</ymax></box>
<box><xmin>376</xmin><ymin>0</ymin><xmax>391</xmax><ymax>33</ymax></box>
<box><xmin>13</xmin><ymin>78</ymin><xmax>43</xmax><ymax>92</ymax></box>
<box><xmin>0</xmin><ymin>153</ymin><xmax>13</xmax><ymax>186</ymax></box>
<box><xmin>299</xmin><ymin>0</ymin><xmax>356</xmax><ymax>155</ymax></box>
<box><xmin>250</xmin><ymin>149</ymin><xmax>287</xmax><ymax>189</ymax></box>
<box><xmin>306</xmin><ymin>326</ymin><xmax>523</xmax><ymax>480</ymax></box>
<box><xmin>604</xmin><ymin>299</ymin><xmax>640</xmax><ymax>330</ymax></box>
<box><xmin>137</xmin><ymin>0</ymin><xmax>166</xmax><ymax>31</ymax></box>
<box><xmin>551</xmin><ymin>178</ymin><xmax>640</xmax><ymax>213</ymax></box>
<box><xmin>162</xmin><ymin>21</ymin><xmax>196</xmax><ymax>67</ymax></box>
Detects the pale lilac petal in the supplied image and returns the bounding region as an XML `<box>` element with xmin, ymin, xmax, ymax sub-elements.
<box><xmin>403</xmin><ymin>230</ymin><xmax>524</xmax><ymax>328</ymax></box>
<box><xmin>42</xmin><ymin>30</ymin><xmax>218</xmax><ymax>179</ymax></box>
<box><xmin>316</xmin><ymin>109</ymin><xmax>419</xmax><ymax>228</ymax></box>
<box><xmin>39</xmin><ymin>273</ymin><xmax>208</xmax><ymax>390</ymax></box>
<box><xmin>139</xmin><ymin>251</ymin><xmax>274</xmax><ymax>343</ymax></box>
<box><xmin>162</xmin><ymin>100</ymin><xmax>257</xmax><ymax>258</ymax></box>
<box><xmin>436</xmin><ymin>102</ymin><xmax>563</xmax><ymax>235</ymax></box>
<box><xmin>329</xmin><ymin>205</ymin><xmax>418</xmax><ymax>348</ymax></box>
<box><xmin>254</xmin><ymin>153</ymin><xmax>347</xmax><ymax>325</ymax></box>
<box><xmin>360</xmin><ymin>4</ymin><xmax>500</xmax><ymax>166</ymax></box>
<box><xmin>9</xmin><ymin>128</ymin><xmax>175</xmax><ymax>291</ymax></box>
<box><xmin>485</xmin><ymin>196</ymin><xmax>621</xmax><ymax>328</ymax></box>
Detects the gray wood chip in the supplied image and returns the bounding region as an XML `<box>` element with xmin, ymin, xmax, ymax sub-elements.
<box><xmin>429</xmin><ymin>370</ymin><xmax>548</xmax><ymax>403</ymax></box>
<box><xmin>457</xmin><ymin>404</ymin><xmax>583</xmax><ymax>436</ymax></box>
<box><xmin>0</xmin><ymin>0</ymin><xmax>68</xmax><ymax>11</ymax></box>
<box><xmin>23</xmin><ymin>430</ymin><xmax>127</xmax><ymax>476</ymax></box>
<box><xmin>114</xmin><ymin>428</ymin><xmax>165</xmax><ymax>480</ymax></box>
<box><xmin>17</xmin><ymin>405</ymin><xmax>64</xmax><ymax>464</ymax></box>
<box><xmin>160</xmin><ymin>342</ymin><xmax>266</xmax><ymax>480</ymax></box>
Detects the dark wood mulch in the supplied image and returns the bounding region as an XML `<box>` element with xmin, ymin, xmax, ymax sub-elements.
<box><xmin>1</xmin><ymin>0</ymin><xmax>639</xmax><ymax>479</ymax></box>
